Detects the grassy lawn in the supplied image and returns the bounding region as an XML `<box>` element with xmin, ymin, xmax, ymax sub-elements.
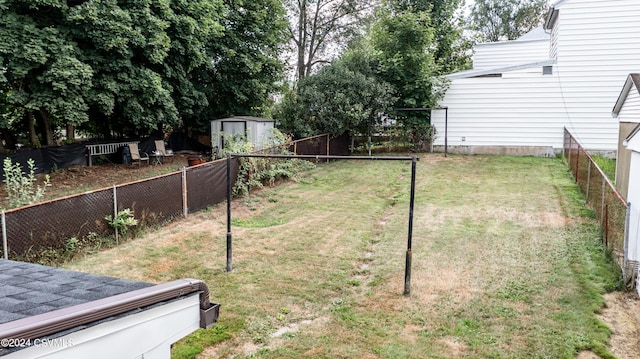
<box><xmin>66</xmin><ymin>154</ymin><xmax>621</xmax><ymax>358</ymax></box>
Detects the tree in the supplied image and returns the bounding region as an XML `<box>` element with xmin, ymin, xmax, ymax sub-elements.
<box><xmin>197</xmin><ymin>0</ymin><xmax>288</xmax><ymax>129</ymax></box>
<box><xmin>277</xmin><ymin>47</ymin><xmax>395</xmax><ymax>138</ymax></box>
<box><xmin>0</xmin><ymin>0</ymin><xmax>226</xmax><ymax>142</ymax></box>
<box><xmin>390</xmin><ymin>0</ymin><xmax>471</xmax><ymax>74</ymax></box>
<box><xmin>286</xmin><ymin>0</ymin><xmax>377</xmax><ymax>80</ymax></box>
<box><xmin>0</xmin><ymin>1</ymin><xmax>93</xmax><ymax>146</ymax></box>
<box><xmin>469</xmin><ymin>0</ymin><xmax>547</xmax><ymax>42</ymax></box>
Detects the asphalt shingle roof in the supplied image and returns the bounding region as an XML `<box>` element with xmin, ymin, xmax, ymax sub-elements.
<box><xmin>0</xmin><ymin>259</ymin><xmax>152</xmax><ymax>325</ymax></box>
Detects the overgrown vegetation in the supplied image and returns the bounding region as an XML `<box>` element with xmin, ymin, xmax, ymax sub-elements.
<box><xmin>2</xmin><ymin>158</ymin><xmax>50</xmax><ymax>209</ymax></box>
<box><xmin>66</xmin><ymin>155</ymin><xmax>622</xmax><ymax>358</ymax></box>
<box><xmin>105</xmin><ymin>208</ymin><xmax>138</xmax><ymax>237</ymax></box>
<box><xmin>220</xmin><ymin>129</ymin><xmax>315</xmax><ymax>197</ymax></box>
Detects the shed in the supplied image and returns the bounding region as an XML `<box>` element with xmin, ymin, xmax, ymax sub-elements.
<box><xmin>612</xmin><ymin>73</ymin><xmax>640</xmax><ymax>199</ymax></box>
<box><xmin>0</xmin><ymin>260</ymin><xmax>219</xmax><ymax>359</ymax></box>
<box><xmin>211</xmin><ymin>116</ymin><xmax>276</xmax><ymax>151</ymax></box>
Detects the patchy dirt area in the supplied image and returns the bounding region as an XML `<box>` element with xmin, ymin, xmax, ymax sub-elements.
<box><xmin>596</xmin><ymin>291</ymin><xmax>640</xmax><ymax>359</ymax></box>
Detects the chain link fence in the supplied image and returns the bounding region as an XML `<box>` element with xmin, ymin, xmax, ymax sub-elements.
<box><xmin>1</xmin><ymin>134</ymin><xmax>348</xmax><ymax>261</ymax></box>
<box><xmin>563</xmin><ymin>128</ymin><xmax>632</xmax><ymax>282</ymax></box>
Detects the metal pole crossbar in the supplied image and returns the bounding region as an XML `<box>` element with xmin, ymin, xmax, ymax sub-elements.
<box><xmin>226</xmin><ymin>154</ymin><xmax>419</xmax><ymax>295</ymax></box>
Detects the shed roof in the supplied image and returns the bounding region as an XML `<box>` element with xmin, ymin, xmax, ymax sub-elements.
<box><xmin>213</xmin><ymin>116</ymin><xmax>275</xmax><ymax>123</ymax></box>
<box><xmin>612</xmin><ymin>74</ymin><xmax>640</xmax><ymax>117</ymax></box>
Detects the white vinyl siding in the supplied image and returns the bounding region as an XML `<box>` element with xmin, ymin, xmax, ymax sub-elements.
<box><xmin>618</xmin><ymin>87</ymin><xmax>640</xmax><ymax>121</ymax></box>
<box><xmin>432</xmin><ymin>74</ymin><xmax>567</xmax><ymax>149</ymax></box>
<box><xmin>473</xmin><ymin>39</ymin><xmax>549</xmax><ymax>70</ymax></box>
<box><xmin>433</xmin><ymin>0</ymin><xmax>640</xmax><ymax>153</ymax></box>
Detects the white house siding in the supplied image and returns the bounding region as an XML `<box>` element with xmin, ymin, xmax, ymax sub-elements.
<box><xmin>552</xmin><ymin>0</ymin><xmax>640</xmax><ymax>151</ymax></box>
<box><xmin>472</xmin><ymin>39</ymin><xmax>550</xmax><ymax>70</ymax></box>
<box><xmin>7</xmin><ymin>295</ymin><xmax>201</xmax><ymax>359</ymax></box>
<box><xmin>432</xmin><ymin>72</ymin><xmax>567</xmax><ymax>154</ymax></box>
<box><xmin>550</xmin><ymin>16</ymin><xmax>559</xmax><ymax>59</ymax></box>
<box><xmin>433</xmin><ymin>0</ymin><xmax>640</xmax><ymax>154</ymax></box>
<box><xmin>628</xmin><ymin>151</ymin><xmax>640</xmax><ymax>273</ymax></box>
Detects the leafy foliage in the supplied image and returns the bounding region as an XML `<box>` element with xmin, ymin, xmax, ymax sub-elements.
<box><xmin>2</xmin><ymin>158</ymin><xmax>50</xmax><ymax>209</ymax></box>
<box><xmin>220</xmin><ymin>129</ymin><xmax>315</xmax><ymax>197</ymax></box>
<box><xmin>0</xmin><ymin>0</ymin><xmax>286</xmax><ymax>143</ymax></box>
<box><xmin>105</xmin><ymin>208</ymin><xmax>138</xmax><ymax>236</ymax></box>
<box><xmin>197</xmin><ymin>0</ymin><xmax>288</xmax><ymax>128</ymax></box>
<box><xmin>469</xmin><ymin>0</ymin><xmax>547</xmax><ymax>42</ymax></box>
<box><xmin>278</xmin><ymin>46</ymin><xmax>396</xmax><ymax>138</ymax></box>
<box><xmin>286</xmin><ymin>0</ymin><xmax>375</xmax><ymax>80</ymax></box>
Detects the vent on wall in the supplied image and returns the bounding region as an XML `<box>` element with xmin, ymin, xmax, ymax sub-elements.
<box><xmin>542</xmin><ymin>66</ymin><xmax>553</xmax><ymax>75</ymax></box>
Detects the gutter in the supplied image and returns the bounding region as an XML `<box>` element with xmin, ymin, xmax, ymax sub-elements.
<box><xmin>0</xmin><ymin>278</ymin><xmax>219</xmax><ymax>341</ymax></box>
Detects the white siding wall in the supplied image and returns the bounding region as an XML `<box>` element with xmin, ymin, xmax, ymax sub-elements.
<box><xmin>550</xmin><ymin>17</ymin><xmax>559</xmax><ymax>59</ymax></box>
<box><xmin>432</xmin><ymin>73</ymin><xmax>568</xmax><ymax>149</ymax></box>
<box><xmin>628</xmin><ymin>152</ymin><xmax>640</xmax><ymax>270</ymax></box>
<box><xmin>8</xmin><ymin>295</ymin><xmax>201</xmax><ymax>359</ymax></box>
<box><xmin>473</xmin><ymin>40</ymin><xmax>550</xmax><ymax>70</ymax></box>
<box><xmin>553</xmin><ymin>0</ymin><xmax>640</xmax><ymax>151</ymax></box>
<box><xmin>618</xmin><ymin>86</ymin><xmax>640</xmax><ymax>122</ymax></box>
<box><xmin>433</xmin><ymin>0</ymin><xmax>640</xmax><ymax>153</ymax></box>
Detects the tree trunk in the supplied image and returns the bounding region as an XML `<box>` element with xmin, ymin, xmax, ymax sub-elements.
<box><xmin>27</xmin><ymin>112</ymin><xmax>41</xmax><ymax>148</ymax></box>
<box><xmin>66</xmin><ymin>123</ymin><xmax>75</xmax><ymax>143</ymax></box>
<box><xmin>39</xmin><ymin>109</ymin><xmax>54</xmax><ymax>146</ymax></box>
<box><xmin>296</xmin><ymin>0</ymin><xmax>307</xmax><ymax>80</ymax></box>
<box><xmin>1</xmin><ymin>129</ymin><xmax>16</xmax><ymax>150</ymax></box>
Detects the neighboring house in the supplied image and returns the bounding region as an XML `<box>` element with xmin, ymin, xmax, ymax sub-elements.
<box><xmin>211</xmin><ymin>116</ymin><xmax>276</xmax><ymax>152</ymax></box>
<box><xmin>612</xmin><ymin>73</ymin><xmax>640</xmax><ymax>199</ymax></box>
<box><xmin>0</xmin><ymin>260</ymin><xmax>219</xmax><ymax>359</ymax></box>
<box><xmin>431</xmin><ymin>0</ymin><xmax>640</xmax><ymax>156</ymax></box>
<box><xmin>612</xmin><ymin>75</ymin><xmax>640</xmax><ymax>290</ymax></box>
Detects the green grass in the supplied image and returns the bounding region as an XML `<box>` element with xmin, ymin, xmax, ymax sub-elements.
<box><xmin>66</xmin><ymin>154</ymin><xmax>621</xmax><ymax>358</ymax></box>
<box><xmin>592</xmin><ymin>155</ymin><xmax>616</xmax><ymax>182</ymax></box>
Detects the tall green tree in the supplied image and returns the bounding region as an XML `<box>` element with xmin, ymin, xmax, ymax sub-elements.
<box><xmin>278</xmin><ymin>46</ymin><xmax>395</xmax><ymax>138</ymax></box>
<box><xmin>469</xmin><ymin>0</ymin><xmax>547</xmax><ymax>42</ymax></box>
<box><xmin>0</xmin><ymin>0</ymin><xmax>92</xmax><ymax>146</ymax></box>
<box><xmin>390</xmin><ymin>0</ymin><xmax>471</xmax><ymax>74</ymax></box>
<box><xmin>197</xmin><ymin>0</ymin><xmax>288</xmax><ymax>129</ymax></box>
<box><xmin>1</xmin><ymin>0</ymin><xmax>225</xmax><ymax>143</ymax></box>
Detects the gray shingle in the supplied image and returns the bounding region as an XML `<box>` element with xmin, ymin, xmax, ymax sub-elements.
<box><xmin>0</xmin><ymin>259</ymin><xmax>152</xmax><ymax>325</ymax></box>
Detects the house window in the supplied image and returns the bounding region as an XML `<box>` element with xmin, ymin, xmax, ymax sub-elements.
<box><xmin>542</xmin><ymin>66</ymin><xmax>553</xmax><ymax>75</ymax></box>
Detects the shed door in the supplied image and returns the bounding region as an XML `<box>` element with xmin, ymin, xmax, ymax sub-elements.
<box><xmin>221</xmin><ymin>121</ymin><xmax>246</xmax><ymax>148</ymax></box>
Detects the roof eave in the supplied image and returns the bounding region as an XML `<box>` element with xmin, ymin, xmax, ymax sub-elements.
<box><xmin>0</xmin><ymin>278</ymin><xmax>219</xmax><ymax>341</ymax></box>
<box><xmin>612</xmin><ymin>74</ymin><xmax>640</xmax><ymax>117</ymax></box>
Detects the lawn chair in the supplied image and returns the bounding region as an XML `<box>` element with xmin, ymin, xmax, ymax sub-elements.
<box><xmin>154</xmin><ymin>140</ymin><xmax>174</xmax><ymax>163</ymax></box>
<box><xmin>128</xmin><ymin>143</ymin><xmax>149</xmax><ymax>166</ymax></box>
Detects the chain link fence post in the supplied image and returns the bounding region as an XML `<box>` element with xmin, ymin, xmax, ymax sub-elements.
<box><xmin>2</xmin><ymin>211</ymin><xmax>7</xmax><ymax>260</ymax></box>
<box><xmin>182</xmin><ymin>166</ymin><xmax>188</xmax><ymax>218</ymax></box>
<box><xmin>113</xmin><ymin>185</ymin><xmax>119</xmax><ymax>245</ymax></box>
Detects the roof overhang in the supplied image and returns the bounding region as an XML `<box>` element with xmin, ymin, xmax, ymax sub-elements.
<box><xmin>0</xmin><ymin>278</ymin><xmax>219</xmax><ymax>341</ymax></box>
<box><xmin>612</xmin><ymin>74</ymin><xmax>640</xmax><ymax>117</ymax></box>
<box><xmin>446</xmin><ymin>59</ymin><xmax>556</xmax><ymax>80</ymax></box>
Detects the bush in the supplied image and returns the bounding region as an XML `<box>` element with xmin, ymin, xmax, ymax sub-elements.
<box><xmin>220</xmin><ymin>129</ymin><xmax>315</xmax><ymax>197</ymax></box>
<box><xmin>3</xmin><ymin>158</ymin><xmax>50</xmax><ymax>209</ymax></box>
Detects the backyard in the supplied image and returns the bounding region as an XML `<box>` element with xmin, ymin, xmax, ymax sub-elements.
<box><xmin>63</xmin><ymin>154</ymin><xmax>637</xmax><ymax>358</ymax></box>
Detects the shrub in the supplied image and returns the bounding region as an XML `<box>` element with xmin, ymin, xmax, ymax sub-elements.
<box><xmin>3</xmin><ymin>158</ymin><xmax>50</xmax><ymax>209</ymax></box>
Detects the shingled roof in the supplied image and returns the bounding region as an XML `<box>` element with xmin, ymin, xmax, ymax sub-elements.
<box><xmin>0</xmin><ymin>260</ymin><xmax>218</xmax><ymax>356</ymax></box>
<box><xmin>0</xmin><ymin>260</ymin><xmax>153</xmax><ymax>325</ymax></box>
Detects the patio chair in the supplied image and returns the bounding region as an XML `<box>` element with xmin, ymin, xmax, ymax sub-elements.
<box><xmin>154</xmin><ymin>140</ymin><xmax>174</xmax><ymax>162</ymax></box>
<box><xmin>128</xmin><ymin>143</ymin><xmax>149</xmax><ymax>166</ymax></box>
